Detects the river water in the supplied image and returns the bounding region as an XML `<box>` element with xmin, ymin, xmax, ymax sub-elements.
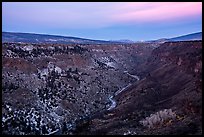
<box><xmin>107</xmin><ymin>72</ymin><xmax>140</xmax><ymax>111</ymax></box>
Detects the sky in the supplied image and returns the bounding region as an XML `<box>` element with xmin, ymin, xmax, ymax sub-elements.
<box><xmin>2</xmin><ymin>2</ymin><xmax>202</xmax><ymax>41</ymax></box>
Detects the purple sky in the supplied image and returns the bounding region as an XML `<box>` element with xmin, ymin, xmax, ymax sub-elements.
<box><xmin>2</xmin><ymin>2</ymin><xmax>202</xmax><ymax>41</ymax></box>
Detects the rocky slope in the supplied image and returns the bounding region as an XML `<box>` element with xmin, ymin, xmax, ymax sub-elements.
<box><xmin>72</xmin><ymin>41</ymin><xmax>202</xmax><ymax>135</ymax></box>
<box><xmin>2</xmin><ymin>42</ymin><xmax>157</xmax><ymax>135</ymax></box>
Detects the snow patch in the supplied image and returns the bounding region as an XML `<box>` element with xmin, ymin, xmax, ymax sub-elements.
<box><xmin>22</xmin><ymin>45</ymin><xmax>33</xmax><ymax>51</ymax></box>
<box><xmin>106</xmin><ymin>62</ymin><xmax>116</xmax><ymax>68</ymax></box>
<box><xmin>46</xmin><ymin>39</ymin><xmax>57</xmax><ymax>42</ymax></box>
<box><xmin>92</xmin><ymin>49</ymin><xmax>103</xmax><ymax>52</ymax></box>
<box><xmin>48</xmin><ymin>46</ymin><xmax>55</xmax><ymax>50</ymax></box>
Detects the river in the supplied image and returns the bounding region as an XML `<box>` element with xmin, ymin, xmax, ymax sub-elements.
<box><xmin>107</xmin><ymin>72</ymin><xmax>140</xmax><ymax>111</ymax></box>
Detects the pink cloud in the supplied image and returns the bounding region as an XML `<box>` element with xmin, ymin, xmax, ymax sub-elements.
<box><xmin>111</xmin><ymin>2</ymin><xmax>202</xmax><ymax>23</ymax></box>
<box><xmin>3</xmin><ymin>2</ymin><xmax>202</xmax><ymax>29</ymax></box>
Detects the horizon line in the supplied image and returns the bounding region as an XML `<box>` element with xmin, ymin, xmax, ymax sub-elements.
<box><xmin>2</xmin><ymin>30</ymin><xmax>202</xmax><ymax>42</ymax></box>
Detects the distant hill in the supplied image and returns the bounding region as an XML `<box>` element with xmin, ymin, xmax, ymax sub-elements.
<box><xmin>2</xmin><ymin>32</ymin><xmax>125</xmax><ymax>44</ymax></box>
<box><xmin>2</xmin><ymin>31</ymin><xmax>202</xmax><ymax>45</ymax></box>
<box><xmin>147</xmin><ymin>32</ymin><xmax>202</xmax><ymax>43</ymax></box>
<box><xmin>169</xmin><ymin>32</ymin><xmax>202</xmax><ymax>41</ymax></box>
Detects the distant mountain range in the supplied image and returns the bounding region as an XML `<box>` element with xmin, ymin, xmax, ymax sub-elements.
<box><xmin>109</xmin><ymin>39</ymin><xmax>135</xmax><ymax>43</ymax></box>
<box><xmin>2</xmin><ymin>32</ymin><xmax>124</xmax><ymax>44</ymax></box>
<box><xmin>2</xmin><ymin>31</ymin><xmax>202</xmax><ymax>44</ymax></box>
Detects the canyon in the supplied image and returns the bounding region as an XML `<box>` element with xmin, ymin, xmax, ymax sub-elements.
<box><xmin>2</xmin><ymin>40</ymin><xmax>202</xmax><ymax>135</ymax></box>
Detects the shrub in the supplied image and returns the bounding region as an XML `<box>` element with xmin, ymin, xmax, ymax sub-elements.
<box><xmin>139</xmin><ymin>109</ymin><xmax>176</xmax><ymax>128</ymax></box>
